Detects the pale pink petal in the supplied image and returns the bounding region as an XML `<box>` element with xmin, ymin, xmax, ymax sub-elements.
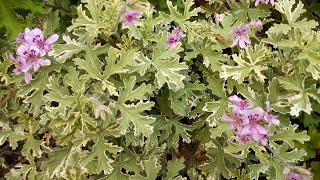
<box><xmin>242</xmin><ymin>35</ymin><xmax>251</xmax><ymax>44</ymax></box>
<box><xmin>9</xmin><ymin>53</ymin><xmax>16</xmax><ymax>63</ymax></box>
<box><xmin>33</xmin><ymin>62</ymin><xmax>40</xmax><ymax>72</ymax></box>
<box><xmin>270</xmin><ymin>0</ymin><xmax>275</xmax><ymax>6</ymax></box>
<box><xmin>251</xmin><ymin>107</ymin><xmax>265</xmax><ymax>120</ymax></box>
<box><xmin>29</xmin><ymin>45</ymin><xmax>41</xmax><ymax>57</ymax></box>
<box><xmin>222</xmin><ymin>114</ymin><xmax>233</xmax><ymax>121</ymax></box>
<box><xmin>266</xmin><ymin>101</ymin><xmax>271</xmax><ymax>112</ymax></box>
<box><xmin>239</xmin><ymin>39</ymin><xmax>246</xmax><ymax>48</ymax></box>
<box><xmin>255</xmin><ymin>0</ymin><xmax>261</xmax><ymax>6</ymax></box>
<box><xmin>256</xmin><ymin>124</ymin><xmax>268</xmax><ymax>134</ymax></box>
<box><xmin>45</xmin><ymin>34</ymin><xmax>59</xmax><ymax>45</ymax></box>
<box><xmin>24</xmin><ymin>27</ymin><xmax>31</xmax><ymax>34</ymax></box>
<box><xmin>242</xmin><ymin>25</ymin><xmax>250</xmax><ymax>33</ymax></box>
<box><xmin>265</xmin><ymin>114</ymin><xmax>280</xmax><ymax>126</ymax></box>
<box><xmin>233</xmin><ymin>28</ymin><xmax>242</xmax><ymax>35</ymax></box>
<box><xmin>241</xmin><ymin>118</ymin><xmax>249</xmax><ymax>125</ymax></box>
<box><xmin>24</xmin><ymin>72</ymin><xmax>32</xmax><ymax>84</ymax></box>
<box><xmin>13</xmin><ymin>67</ymin><xmax>22</xmax><ymax>75</ymax></box>
<box><xmin>15</xmin><ymin>57</ymin><xmax>27</xmax><ymax>65</ymax></box>
<box><xmin>21</xmin><ymin>61</ymin><xmax>34</xmax><ymax>72</ymax></box>
<box><xmin>228</xmin><ymin>95</ymin><xmax>242</xmax><ymax>103</ymax></box>
<box><xmin>24</xmin><ymin>28</ymin><xmax>44</xmax><ymax>46</ymax></box>
<box><xmin>17</xmin><ymin>44</ymin><xmax>29</xmax><ymax>58</ymax></box>
<box><xmin>251</xmin><ymin>20</ymin><xmax>262</xmax><ymax>28</ymax></box>
<box><xmin>40</xmin><ymin>49</ymin><xmax>47</xmax><ymax>57</ymax></box>
<box><xmin>251</xmin><ymin>130</ymin><xmax>261</xmax><ymax>141</ymax></box>
<box><xmin>229</xmin><ymin>122</ymin><xmax>237</xmax><ymax>130</ymax></box>
<box><xmin>232</xmin><ymin>36</ymin><xmax>240</xmax><ymax>47</ymax></box>
<box><xmin>38</xmin><ymin>59</ymin><xmax>51</xmax><ymax>66</ymax></box>
<box><xmin>240</xmin><ymin>125</ymin><xmax>252</xmax><ymax>135</ymax></box>
<box><xmin>260</xmin><ymin>136</ymin><xmax>268</xmax><ymax>146</ymax></box>
<box><xmin>31</xmin><ymin>28</ymin><xmax>44</xmax><ymax>40</ymax></box>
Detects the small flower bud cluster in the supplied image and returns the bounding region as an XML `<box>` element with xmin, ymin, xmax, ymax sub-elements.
<box><xmin>122</xmin><ymin>11</ymin><xmax>141</xmax><ymax>25</ymax></box>
<box><xmin>223</xmin><ymin>95</ymin><xmax>279</xmax><ymax>146</ymax></box>
<box><xmin>165</xmin><ymin>27</ymin><xmax>185</xmax><ymax>49</ymax></box>
<box><xmin>10</xmin><ymin>28</ymin><xmax>59</xmax><ymax>84</ymax></box>
<box><xmin>232</xmin><ymin>20</ymin><xmax>262</xmax><ymax>49</ymax></box>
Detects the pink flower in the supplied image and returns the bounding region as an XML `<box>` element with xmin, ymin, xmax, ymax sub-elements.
<box><xmin>255</xmin><ymin>0</ymin><xmax>275</xmax><ymax>6</ymax></box>
<box><xmin>17</xmin><ymin>44</ymin><xmax>51</xmax><ymax>72</ymax></box>
<box><xmin>165</xmin><ymin>26</ymin><xmax>185</xmax><ymax>49</ymax></box>
<box><xmin>173</xmin><ymin>27</ymin><xmax>185</xmax><ymax>38</ymax></box>
<box><xmin>165</xmin><ymin>34</ymin><xmax>180</xmax><ymax>49</ymax></box>
<box><xmin>264</xmin><ymin>101</ymin><xmax>280</xmax><ymax>126</ymax></box>
<box><xmin>15</xmin><ymin>28</ymin><xmax>31</xmax><ymax>44</ymax></box>
<box><xmin>232</xmin><ymin>25</ymin><xmax>251</xmax><ymax>48</ymax></box>
<box><xmin>222</xmin><ymin>109</ymin><xmax>249</xmax><ymax>130</ymax></box>
<box><xmin>9</xmin><ymin>54</ymin><xmax>32</xmax><ymax>84</ymax></box>
<box><xmin>228</xmin><ymin>95</ymin><xmax>254</xmax><ymax>113</ymax></box>
<box><xmin>287</xmin><ymin>172</ymin><xmax>302</xmax><ymax>180</ymax></box>
<box><xmin>250</xmin><ymin>20</ymin><xmax>263</xmax><ymax>28</ymax></box>
<box><xmin>123</xmin><ymin>12</ymin><xmax>141</xmax><ymax>25</ymax></box>
<box><xmin>24</xmin><ymin>28</ymin><xmax>59</xmax><ymax>56</ymax></box>
<box><xmin>241</xmin><ymin>107</ymin><xmax>268</xmax><ymax>143</ymax></box>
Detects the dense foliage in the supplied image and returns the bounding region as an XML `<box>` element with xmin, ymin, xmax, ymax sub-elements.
<box><xmin>1</xmin><ymin>0</ymin><xmax>320</xmax><ymax>179</ymax></box>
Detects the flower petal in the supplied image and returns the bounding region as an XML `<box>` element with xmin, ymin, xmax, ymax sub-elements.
<box><xmin>38</xmin><ymin>59</ymin><xmax>51</xmax><ymax>66</ymax></box>
<box><xmin>45</xmin><ymin>34</ymin><xmax>59</xmax><ymax>45</ymax></box>
<box><xmin>232</xmin><ymin>36</ymin><xmax>240</xmax><ymax>46</ymax></box>
<box><xmin>24</xmin><ymin>72</ymin><xmax>32</xmax><ymax>84</ymax></box>
<box><xmin>17</xmin><ymin>44</ymin><xmax>28</xmax><ymax>58</ymax></box>
<box><xmin>22</xmin><ymin>61</ymin><xmax>33</xmax><ymax>72</ymax></box>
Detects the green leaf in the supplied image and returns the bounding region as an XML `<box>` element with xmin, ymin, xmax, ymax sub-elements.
<box><xmin>279</xmin><ymin>74</ymin><xmax>304</xmax><ymax>92</ymax></box>
<box><xmin>159</xmin><ymin>0</ymin><xmax>200</xmax><ymax>25</ymax></box>
<box><xmin>21</xmin><ymin>134</ymin><xmax>42</xmax><ymax>163</ymax></box>
<box><xmin>107</xmin><ymin>155</ymin><xmax>140</xmax><ymax>180</ymax></box>
<box><xmin>0</xmin><ymin>0</ymin><xmax>45</xmax><ymax>40</ymax></box>
<box><xmin>5</xmin><ymin>163</ymin><xmax>38</xmax><ymax>180</ymax></box>
<box><xmin>165</xmin><ymin>158</ymin><xmax>185</xmax><ymax>180</ymax></box>
<box><xmin>68</xmin><ymin>0</ymin><xmax>119</xmax><ymax>39</ymax></box>
<box><xmin>43</xmin><ymin>147</ymin><xmax>73</xmax><ymax>178</ymax></box>
<box><xmin>18</xmin><ymin>70</ymin><xmax>50</xmax><ymax>116</ymax></box>
<box><xmin>220</xmin><ymin>44</ymin><xmax>268</xmax><ymax>83</ymax></box>
<box><xmin>80</xmin><ymin>134</ymin><xmax>123</xmax><ymax>174</ymax></box>
<box><xmin>103</xmin><ymin>48</ymin><xmax>136</xmax><ymax>79</ymax></box>
<box><xmin>130</xmin><ymin>157</ymin><xmax>161</xmax><ymax>180</ymax></box>
<box><xmin>50</xmin><ymin>36</ymin><xmax>87</xmax><ymax>63</ymax></box>
<box><xmin>158</xmin><ymin>116</ymin><xmax>194</xmax><ymax>148</ymax></box>
<box><xmin>150</xmin><ymin>34</ymin><xmax>188</xmax><ymax>91</ymax></box>
<box><xmin>116</xmin><ymin>76</ymin><xmax>155</xmax><ymax>137</ymax></box>
<box><xmin>168</xmin><ymin>81</ymin><xmax>206</xmax><ymax>116</ymax></box>
<box><xmin>268</xmin><ymin>0</ymin><xmax>318</xmax><ymax>34</ymax></box>
<box><xmin>269</xmin><ymin>124</ymin><xmax>310</xmax><ymax>148</ymax></box>
<box><xmin>201</xmin><ymin>141</ymin><xmax>241</xmax><ymax>179</ymax></box>
<box><xmin>209</xmin><ymin>121</ymin><xmax>230</xmax><ymax>139</ymax></box>
<box><xmin>228</xmin><ymin>0</ymin><xmax>271</xmax><ymax>21</ymax></box>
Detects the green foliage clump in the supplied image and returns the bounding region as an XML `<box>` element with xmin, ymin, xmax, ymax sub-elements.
<box><xmin>1</xmin><ymin>0</ymin><xmax>320</xmax><ymax>179</ymax></box>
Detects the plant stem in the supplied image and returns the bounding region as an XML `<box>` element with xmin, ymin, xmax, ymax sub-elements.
<box><xmin>266</xmin><ymin>144</ymin><xmax>291</xmax><ymax>168</ymax></box>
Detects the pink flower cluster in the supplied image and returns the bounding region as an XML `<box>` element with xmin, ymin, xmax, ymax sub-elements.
<box><xmin>10</xmin><ymin>28</ymin><xmax>58</xmax><ymax>84</ymax></box>
<box><xmin>165</xmin><ymin>27</ymin><xmax>185</xmax><ymax>49</ymax></box>
<box><xmin>232</xmin><ymin>20</ymin><xmax>262</xmax><ymax>49</ymax></box>
<box><xmin>123</xmin><ymin>11</ymin><xmax>141</xmax><ymax>25</ymax></box>
<box><xmin>255</xmin><ymin>0</ymin><xmax>275</xmax><ymax>6</ymax></box>
<box><xmin>222</xmin><ymin>95</ymin><xmax>279</xmax><ymax>146</ymax></box>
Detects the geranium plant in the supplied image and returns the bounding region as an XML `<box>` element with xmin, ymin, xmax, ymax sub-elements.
<box><xmin>1</xmin><ymin>0</ymin><xmax>320</xmax><ymax>179</ymax></box>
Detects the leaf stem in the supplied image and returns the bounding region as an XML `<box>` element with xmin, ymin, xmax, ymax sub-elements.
<box><xmin>265</xmin><ymin>144</ymin><xmax>291</xmax><ymax>168</ymax></box>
